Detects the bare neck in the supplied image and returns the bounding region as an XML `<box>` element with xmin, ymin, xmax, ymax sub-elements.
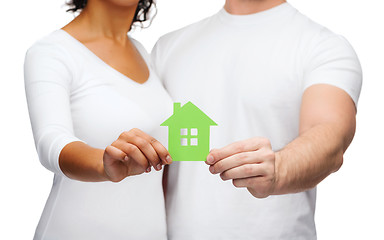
<box><xmin>63</xmin><ymin>0</ymin><xmax>137</xmax><ymax>44</ymax></box>
<box><xmin>224</xmin><ymin>0</ymin><xmax>287</xmax><ymax>15</ymax></box>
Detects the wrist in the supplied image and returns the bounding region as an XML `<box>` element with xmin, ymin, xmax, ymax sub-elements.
<box><xmin>273</xmin><ymin>151</ymin><xmax>287</xmax><ymax>195</ymax></box>
<box><xmin>98</xmin><ymin>162</ymin><xmax>109</xmax><ymax>181</ymax></box>
<box><xmin>97</xmin><ymin>149</ymin><xmax>110</xmax><ymax>181</ymax></box>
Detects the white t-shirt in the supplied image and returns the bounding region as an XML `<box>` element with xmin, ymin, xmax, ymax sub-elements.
<box><xmin>24</xmin><ymin>30</ymin><xmax>173</xmax><ymax>240</ymax></box>
<box><xmin>152</xmin><ymin>3</ymin><xmax>362</xmax><ymax>240</ymax></box>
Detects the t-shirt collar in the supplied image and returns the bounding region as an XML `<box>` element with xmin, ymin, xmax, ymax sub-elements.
<box><xmin>217</xmin><ymin>2</ymin><xmax>293</xmax><ymax>27</ymax></box>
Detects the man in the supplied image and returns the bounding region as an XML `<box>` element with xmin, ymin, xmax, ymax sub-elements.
<box><xmin>152</xmin><ymin>0</ymin><xmax>362</xmax><ymax>239</ymax></box>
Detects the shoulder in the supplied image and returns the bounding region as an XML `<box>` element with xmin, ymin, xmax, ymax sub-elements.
<box><xmin>27</xmin><ymin>30</ymin><xmax>70</xmax><ymax>54</ymax></box>
<box><xmin>25</xmin><ymin>30</ymin><xmax>77</xmax><ymax>74</ymax></box>
<box><xmin>151</xmin><ymin>15</ymin><xmax>214</xmax><ymax>74</ymax></box>
<box><xmin>293</xmin><ymin>10</ymin><xmax>362</xmax><ymax>105</ymax></box>
<box><xmin>153</xmin><ymin>15</ymin><xmax>213</xmax><ymax>53</ymax></box>
<box><xmin>298</xmin><ymin>17</ymin><xmax>359</xmax><ymax>66</ymax></box>
<box><xmin>288</xmin><ymin>6</ymin><xmax>355</xmax><ymax>53</ymax></box>
<box><xmin>25</xmin><ymin>30</ymin><xmax>74</xmax><ymax>64</ymax></box>
<box><xmin>24</xmin><ymin>30</ymin><xmax>78</xmax><ymax>86</ymax></box>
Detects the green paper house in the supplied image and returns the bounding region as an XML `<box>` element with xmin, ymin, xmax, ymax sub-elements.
<box><xmin>161</xmin><ymin>102</ymin><xmax>217</xmax><ymax>161</ymax></box>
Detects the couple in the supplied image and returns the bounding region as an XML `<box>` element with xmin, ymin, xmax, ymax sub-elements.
<box><xmin>24</xmin><ymin>0</ymin><xmax>362</xmax><ymax>239</ymax></box>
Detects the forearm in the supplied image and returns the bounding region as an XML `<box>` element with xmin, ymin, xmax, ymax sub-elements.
<box><xmin>59</xmin><ymin>141</ymin><xmax>108</xmax><ymax>182</ymax></box>
<box><xmin>274</xmin><ymin>123</ymin><xmax>349</xmax><ymax>195</ymax></box>
<box><xmin>207</xmin><ymin>86</ymin><xmax>358</xmax><ymax>198</ymax></box>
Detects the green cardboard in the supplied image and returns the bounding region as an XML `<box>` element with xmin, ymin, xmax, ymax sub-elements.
<box><xmin>161</xmin><ymin>102</ymin><xmax>217</xmax><ymax>161</ymax></box>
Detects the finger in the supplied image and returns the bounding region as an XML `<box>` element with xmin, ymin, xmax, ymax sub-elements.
<box><xmin>233</xmin><ymin>177</ymin><xmax>272</xmax><ymax>199</ymax></box>
<box><xmin>209</xmin><ymin>151</ymin><xmax>264</xmax><ymax>174</ymax></box>
<box><xmin>104</xmin><ymin>145</ymin><xmax>132</xmax><ymax>182</ymax></box>
<box><xmin>120</xmin><ymin>130</ymin><xmax>159</xmax><ymax>169</ymax></box>
<box><xmin>104</xmin><ymin>145</ymin><xmax>128</xmax><ymax>165</ymax></box>
<box><xmin>220</xmin><ymin>164</ymin><xmax>266</xmax><ymax>181</ymax></box>
<box><xmin>232</xmin><ymin>177</ymin><xmax>257</xmax><ymax>188</ymax></box>
<box><xmin>125</xmin><ymin>136</ymin><xmax>162</xmax><ymax>171</ymax></box>
<box><xmin>149</xmin><ymin>138</ymin><xmax>172</xmax><ymax>165</ymax></box>
<box><xmin>206</xmin><ymin>137</ymin><xmax>271</xmax><ymax>164</ymax></box>
<box><xmin>132</xmin><ymin>129</ymin><xmax>172</xmax><ymax>165</ymax></box>
<box><xmin>113</xmin><ymin>141</ymin><xmax>149</xmax><ymax>172</ymax></box>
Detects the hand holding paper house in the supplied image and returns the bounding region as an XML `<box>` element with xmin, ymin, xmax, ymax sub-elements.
<box><xmin>161</xmin><ymin>102</ymin><xmax>217</xmax><ymax>161</ymax></box>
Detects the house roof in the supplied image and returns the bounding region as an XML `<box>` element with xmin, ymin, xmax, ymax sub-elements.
<box><xmin>161</xmin><ymin>101</ymin><xmax>217</xmax><ymax>127</ymax></box>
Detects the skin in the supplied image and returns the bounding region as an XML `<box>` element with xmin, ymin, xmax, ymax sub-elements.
<box><xmin>206</xmin><ymin>0</ymin><xmax>357</xmax><ymax>198</ymax></box>
<box><xmin>224</xmin><ymin>0</ymin><xmax>286</xmax><ymax>15</ymax></box>
<box><xmin>59</xmin><ymin>0</ymin><xmax>172</xmax><ymax>182</ymax></box>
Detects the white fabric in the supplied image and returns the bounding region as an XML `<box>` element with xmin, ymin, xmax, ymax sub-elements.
<box><xmin>152</xmin><ymin>3</ymin><xmax>362</xmax><ymax>240</ymax></box>
<box><xmin>24</xmin><ymin>30</ymin><xmax>173</xmax><ymax>240</ymax></box>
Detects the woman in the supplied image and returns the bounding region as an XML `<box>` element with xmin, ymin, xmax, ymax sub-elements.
<box><xmin>24</xmin><ymin>0</ymin><xmax>173</xmax><ymax>239</ymax></box>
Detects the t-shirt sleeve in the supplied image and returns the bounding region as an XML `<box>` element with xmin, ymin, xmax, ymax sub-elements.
<box><xmin>24</xmin><ymin>43</ymin><xmax>84</xmax><ymax>177</ymax></box>
<box><xmin>302</xmin><ymin>34</ymin><xmax>362</xmax><ymax>106</ymax></box>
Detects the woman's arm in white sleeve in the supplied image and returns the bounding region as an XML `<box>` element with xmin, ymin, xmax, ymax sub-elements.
<box><xmin>24</xmin><ymin>43</ymin><xmax>81</xmax><ymax>176</ymax></box>
<box><xmin>24</xmin><ymin>43</ymin><xmax>108</xmax><ymax>181</ymax></box>
<box><xmin>24</xmin><ymin>43</ymin><xmax>171</xmax><ymax>182</ymax></box>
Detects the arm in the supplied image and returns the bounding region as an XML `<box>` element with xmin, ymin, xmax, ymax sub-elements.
<box><xmin>25</xmin><ymin>44</ymin><xmax>171</xmax><ymax>183</ymax></box>
<box><xmin>206</xmin><ymin>84</ymin><xmax>356</xmax><ymax>198</ymax></box>
<box><xmin>59</xmin><ymin>142</ymin><xmax>105</xmax><ymax>182</ymax></box>
<box><xmin>274</xmin><ymin>84</ymin><xmax>356</xmax><ymax>194</ymax></box>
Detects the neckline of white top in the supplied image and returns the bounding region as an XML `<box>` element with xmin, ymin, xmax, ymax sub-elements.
<box><xmin>57</xmin><ymin>29</ymin><xmax>152</xmax><ymax>87</ymax></box>
<box><xmin>217</xmin><ymin>2</ymin><xmax>294</xmax><ymax>27</ymax></box>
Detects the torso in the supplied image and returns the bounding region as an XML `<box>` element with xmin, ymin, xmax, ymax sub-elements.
<box><xmin>152</xmin><ymin>3</ymin><xmax>354</xmax><ymax>240</ymax></box>
<box><xmin>153</xmin><ymin>1</ymin><xmax>360</xmax><ymax>236</ymax></box>
<box><xmin>30</xmin><ymin>30</ymin><xmax>173</xmax><ymax>240</ymax></box>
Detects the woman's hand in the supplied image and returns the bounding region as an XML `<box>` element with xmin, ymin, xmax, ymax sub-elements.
<box><xmin>103</xmin><ymin>128</ymin><xmax>172</xmax><ymax>182</ymax></box>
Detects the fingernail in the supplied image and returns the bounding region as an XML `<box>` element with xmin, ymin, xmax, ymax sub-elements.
<box><xmin>209</xmin><ymin>165</ymin><xmax>215</xmax><ymax>174</ymax></box>
<box><xmin>156</xmin><ymin>164</ymin><xmax>162</xmax><ymax>171</ymax></box>
<box><xmin>124</xmin><ymin>156</ymin><xmax>129</xmax><ymax>161</ymax></box>
<box><xmin>166</xmin><ymin>155</ymin><xmax>172</xmax><ymax>164</ymax></box>
<box><xmin>207</xmin><ymin>155</ymin><xmax>214</xmax><ymax>164</ymax></box>
<box><xmin>146</xmin><ymin>167</ymin><xmax>151</xmax><ymax>173</ymax></box>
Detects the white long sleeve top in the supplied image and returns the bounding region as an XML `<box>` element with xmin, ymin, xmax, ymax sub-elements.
<box><xmin>24</xmin><ymin>30</ymin><xmax>172</xmax><ymax>240</ymax></box>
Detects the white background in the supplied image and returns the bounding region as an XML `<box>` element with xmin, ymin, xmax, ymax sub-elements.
<box><xmin>1</xmin><ymin>0</ymin><xmax>383</xmax><ymax>239</ymax></box>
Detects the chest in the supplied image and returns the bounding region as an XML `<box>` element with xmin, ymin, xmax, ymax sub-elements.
<box><xmin>68</xmin><ymin>67</ymin><xmax>173</xmax><ymax>148</ymax></box>
<box><xmin>163</xmin><ymin>36</ymin><xmax>304</xmax><ymax>112</ymax></box>
<box><xmin>84</xmin><ymin>40</ymin><xmax>149</xmax><ymax>84</ymax></box>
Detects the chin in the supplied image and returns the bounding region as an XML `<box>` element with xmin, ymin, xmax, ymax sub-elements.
<box><xmin>107</xmin><ymin>0</ymin><xmax>140</xmax><ymax>8</ymax></box>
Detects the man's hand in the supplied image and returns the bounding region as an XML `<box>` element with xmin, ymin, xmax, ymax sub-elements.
<box><xmin>206</xmin><ymin>138</ymin><xmax>277</xmax><ymax>198</ymax></box>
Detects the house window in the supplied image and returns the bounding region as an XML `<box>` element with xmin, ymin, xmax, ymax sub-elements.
<box><xmin>181</xmin><ymin>138</ymin><xmax>188</xmax><ymax>146</ymax></box>
<box><xmin>190</xmin><ymin>138</ymin><xmax>198</xmax><ymax>146</ymax></box>
<box><xmin>191</xmin><ymin>128</ymin><xmax>198</xmax><ymax>136</ymax></box>
<box><xmin>180</xmin><ymin>128</ymin><xmax>199</xmax><ymax>146</ymax></box>
<box><xmin>180</xmin><ymin>128</ymin><xmax>188</xmax><ymax>136</ymax></box>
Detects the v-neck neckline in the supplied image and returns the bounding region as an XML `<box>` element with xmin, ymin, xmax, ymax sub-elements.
<box><xmin>58</xmin><ymin>29</ymin><xmax>151</xmax><ymax>86</ymax></box>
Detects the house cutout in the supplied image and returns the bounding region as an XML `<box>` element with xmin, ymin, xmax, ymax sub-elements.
<box><xmin>161</xmin><ymin>102</ymin><xmax>217</xmax><ymax>161</ymax></box>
